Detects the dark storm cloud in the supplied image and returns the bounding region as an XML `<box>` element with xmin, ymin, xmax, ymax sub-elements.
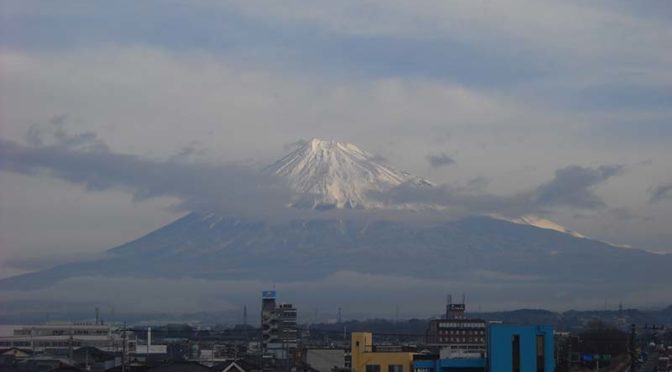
<box><xmin>0</xmin><ymin>138</ymin><xmax>293</xmax><ymax>217</ymax></box>
<box><xmin>650</xmin><ymin>183</ymin><xmax>672</xmax><ymax>202</ymax></box>
<box><xmin>425</xmin><ymin>153</ymin><xmax>456</xmax><ymax>168</ymax></box>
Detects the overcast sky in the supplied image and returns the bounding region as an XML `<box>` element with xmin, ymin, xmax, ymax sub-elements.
<box><xmin>1</xmin><ymin>0</ymin><xmax>671</xmax><ymax>278</ymax></box>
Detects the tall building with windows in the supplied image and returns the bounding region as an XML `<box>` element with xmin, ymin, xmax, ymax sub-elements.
<box><xmin>425</xmin><ymin>297</ymin><xmax>486</xmax><ymax>356</ymax></box>
<box><xmin>260</xmin><ymin>290</ymin><xmax>297</xmax><ymax>360</ymax></box>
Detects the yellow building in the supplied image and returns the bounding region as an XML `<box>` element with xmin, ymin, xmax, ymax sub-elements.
<box><xmin>351</xmin><ymin>332</ymin><xmax>415</xmax><ymax>372</ymax></box>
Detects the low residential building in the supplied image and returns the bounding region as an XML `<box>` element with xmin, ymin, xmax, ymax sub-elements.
<box><xmin>351</xmin><ymin>332</ymin><xmax>416</xmax><ymax>372</ymax></box>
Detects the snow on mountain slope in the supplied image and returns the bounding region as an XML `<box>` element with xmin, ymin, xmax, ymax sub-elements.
<box><xmin>490</xmin><ymin>214</ymin><xmax>586</xmax><ymax>239</ymax></box>
<box><xmin>265</xmin><ymin>138</ymin><xmax>431</xmax><ymax>208</ymax></box>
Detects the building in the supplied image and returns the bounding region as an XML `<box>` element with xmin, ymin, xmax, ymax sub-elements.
<box><xmin>487</xmin><ymin>324</ymin><xmax>554</xmax><ymax>372</ymax></box>
<box><xmin>260</xmin><ymin>290</ymin><xmax>298</xmax><ymax>360</ymax></box>
<box><xmin>414</xmin><ymin>324</ymin><xmax>554</xmax><ymax>372</ymax></box>
<box><xmin>425</xmin><ymin>298</ymin><xmax>486</xmax><ymax>355</ymax></box>
<box><xmin>413</xmin><ymin>357</ymin><xmax>485</xmax><ymax>372</ymax></box>
<box><xmin>301</xmin><ymin>348</ymin><xmax>347</xmax><ymax>372</ymax></box>
<box><xmin>351</xmin><ymin>332</ymin><xmax>416</xmax><ymax>372</ymax></box>
<box><xmin>0</xmin><ymin>324</ymin><xmax>134</xmax><ymax>353</ymax></box>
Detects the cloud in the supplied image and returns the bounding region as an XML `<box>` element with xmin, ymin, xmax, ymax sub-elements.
<box><xmin>283</xmin><ymin>139</ymin><xmax>308</xmax><ymax>151</ymax></box>
<box><xmin>650</xmin><ymin>183</ymin><xmax>672</xmax><ymax>202</ymax></box>
<box><xmin>466</xmin><ymin>177</ymin><xmax>490</xmax><ymax>191</ymax></box>
<box><xmin>369</xmin><ymin>165</ymin><xmax>624</xmax><ymax>215</ymax></box>
<box><xmin>426</xmin><ymin>153</ymin><xmax>456</xmax><ymax>168</ymax></box>
<box><xmin>0</xmin><ymin>136</ymin><xmax>294</xmax><ymax>218</ymax></box>
<box><xmin>528</xmin><ymin>165</ymin><xmax>624</xmax><ymax>209</ymax></box>
<box><xmin>0</xmin><ymin>125</ymin><xmax>625</xmax><ymax>229</ymax></box>
<box><xmin>24</xmin><ymin>114</ymin><xmax>110</xmax><ymax>152</ymax></box>
<box><xmin>608</xmin><ymin>208</ymin><xmax>635</xmax><ymax>221</ymax></box>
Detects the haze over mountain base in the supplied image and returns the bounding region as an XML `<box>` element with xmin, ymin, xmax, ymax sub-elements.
<box><xmin>1</xmin><ymin>213</ymin><xmax>670</xmax><ymax>322</ymax></box>
<box><xmin>1</xmin><ymin>139</ymin><xmax>670</xmax><ymax>321</ymax></box>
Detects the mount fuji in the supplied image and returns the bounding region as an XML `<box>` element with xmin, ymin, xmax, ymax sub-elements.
<box><xmin>1</xmin><ymin>138</ymin><xmax>671</xmax><ymax>313</ymax></box>
<box><xmin>266</xmin><ymin>138</ymin><xmax>431</xmax><ymax>209</ymax></box>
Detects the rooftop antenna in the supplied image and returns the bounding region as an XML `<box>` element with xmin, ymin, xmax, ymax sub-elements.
<box><xmin>446</xmin><ymin>294</ymin><xmax>452</xmax><ymax>319</ymax></box>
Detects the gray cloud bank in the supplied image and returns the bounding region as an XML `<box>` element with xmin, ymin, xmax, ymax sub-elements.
<box><xmin>0</xmin><ymin>135</ymin><xmax>293</xmax><ymax>219</ymax></box>
<box><xmin>0</xmin><ymin>124</ymin><xmax>625</xmax><ymax>221</ymax></box>
<box><xmin>426</xmin><ymin>153</ymin><xmax>456</xmax><ymax>168</ymax></box>
<box><xmin>370</xmin><ymin>165</ymin><xmax>624</xmax><ymax>216</ymax></box>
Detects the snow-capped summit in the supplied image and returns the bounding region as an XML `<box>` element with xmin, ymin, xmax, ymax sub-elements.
<box><xmin>266</xmin><ymin>138</ymin><xmax>431</xmax><ymax>209</ymax></box>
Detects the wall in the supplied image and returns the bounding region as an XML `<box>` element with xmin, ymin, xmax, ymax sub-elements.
<box><xmin>351</xmin><ymin>332</ymin><xmax>415</xmax><ymax>372</ymax></box>
<box><xmin>487</xmin><ymin>325</ymin><xmax>554</xmax><ymax>372</ymax></box>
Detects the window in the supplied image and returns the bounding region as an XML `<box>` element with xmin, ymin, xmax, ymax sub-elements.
<box><xmin>366</xmin><ymin>365</ymin><xmax>381</xmax><ymax>372</ymax></box>
<box><xmin>512</xmin><ymin>335</ymin><xmax>521</xmax><ymax>372</ymax></box>
<box><xmin>388</xmin><ymin>365</ymin><xmax>403</xmax><ymax>372</ymax></box>
<box><xmin>536</xmin><ymin>335</ymin><xmax>545</xmax><ymax>372</ymax></box>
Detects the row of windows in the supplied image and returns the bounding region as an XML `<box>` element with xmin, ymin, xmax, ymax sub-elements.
<box><xmin>438</xmin><ymin>322</ymin><xmax>485</xmax><ymax>329</ymax></box>
<box><xmin>14</xmin><ymin>329</ymin><xmax>109</xmax><ymax>336</ymax></box>
<box><xmin>0</xmin><ymin>340</ymin><xmax>122</xmax><ymax>347</ymax></box>
<box><xmin>439</xmin><ymin>337</ymin><xmax>485</xmax><ymax>343</ymax></box>
<box><xmin>366</xmin><ymin>365</ymin><xmax>403</xmax><ymax>372</ymax></box>
<box><xmin>439</xmin><ymin>329</ymin><xmax>484</xmax><ymax>335</ymax></box>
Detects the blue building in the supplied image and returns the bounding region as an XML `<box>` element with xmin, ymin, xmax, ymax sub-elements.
<box><xmin>488</xmin><ymin>324</ymin><xmax>554</xmax><ymax>372</ymax></box>
<box><xmin>413</xmin><ymin>324</ymin><xmax>554</xmax><ymax>372</ymax></box>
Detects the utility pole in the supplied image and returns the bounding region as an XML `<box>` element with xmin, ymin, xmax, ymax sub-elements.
<box><xmin>629</xmin><ymin>323</ymin><xmax>636</xmax><ymax>372</ymax></box>
<box><xmin>68</xmin><ymin>329</ymin><xmax>74</xmax><ymax>362</ymax></box>
<box><xmin>122</xmin><ymin>322</ymin><xmax>127</xmax><ymax>372</ymax></box>
<box><xmin>30</xmin><ymin>327</ymin><xmax>35</xmax><ymax>354</ymax></box>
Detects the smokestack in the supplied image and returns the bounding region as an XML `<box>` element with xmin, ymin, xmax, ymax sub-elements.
<box><xmin>147</xmin><ymin>327</ymin><xmax>151</xmax><ymax>352</ymax></box>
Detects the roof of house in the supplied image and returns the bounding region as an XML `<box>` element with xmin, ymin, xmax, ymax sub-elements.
<box><xmin>148</xmin><ymin>361</ymin><xmax>213</xmax><ymax>372</ymax></box>
<box><xmin>212</xmin><ymin>359</ymin><xmax>261</xmax><ymax>372</ymax></box>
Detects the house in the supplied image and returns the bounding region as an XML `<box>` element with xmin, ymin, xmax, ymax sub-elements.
<box><xmin>212</xmin><ymin>359</ymin><xmax>262</xmax><ymax>372</ymax></box>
